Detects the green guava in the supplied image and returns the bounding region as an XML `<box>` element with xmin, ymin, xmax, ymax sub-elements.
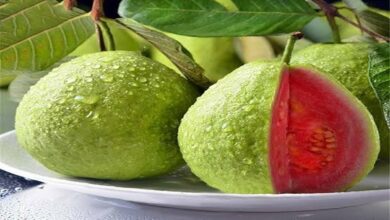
<box><xmin>151</xmin><ymin>35</ymin><xmax>242</xmax><ymax>82</ymax></box>
<box><xmin>178</xmin><ymin>61</ymin><xmax>379</xmax><ymax>193</ymax></box>
<box><xmin>292</xmin><ymin>43</ymin><xmax>389</xmax><ymax>160</ymax></box>
<box><xmin>15</xmin><ymin>51</ymin><xmax>200</xmax><ymax>180</ymax></box>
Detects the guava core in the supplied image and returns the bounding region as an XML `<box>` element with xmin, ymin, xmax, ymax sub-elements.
<box><xmin>15</xmin><ymin>51</ymin><xmax>200</xmax><ymax>180</ymax></box>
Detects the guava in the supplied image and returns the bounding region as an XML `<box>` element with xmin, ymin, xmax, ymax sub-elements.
<box><xmin>292</xmin><ymin>43</ymin><xmax>389</xmax><ymax>160</ymax></box>
<box><xmin>15</xmin><ymin>51</ymin><xmax>200</xmax><ymax>180</ymax></box>
<box><xmin>151</xmin><ymin>35</ymin><xmax>242</xmax><ymax>82</ymax></box>
<box><xmin>178</xmin><ymin>61</ymin><xmax>379</xmax><ymax>193</ymax></box>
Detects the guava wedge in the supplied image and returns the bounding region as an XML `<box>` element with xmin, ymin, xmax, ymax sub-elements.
<box><xmin>178</xmin><ymin>61</ymin><xmax>380</xmax><ymax>194</ymax></box>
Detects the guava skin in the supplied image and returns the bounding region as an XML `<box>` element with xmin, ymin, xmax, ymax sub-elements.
<box><xmin>15</xmin><ymin>51</ymin><xmax>200</xmax><ymax>180</ymax></box>
<box><xmin>179</xmin><ymin>61</ymin><xmax>281</xmax><ymax>193</ymax></box>
<box><xmin>292</xmin><ymin>43</ymin><xmax>389</xmax><ymax>160</ymax></box>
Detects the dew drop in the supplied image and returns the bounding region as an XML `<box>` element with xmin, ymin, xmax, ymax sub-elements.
<box><xmin>66</xmin><ymin>77</ymin><xmax>76</xmax><ymax>84</ymax></box>
<box><xmin>100</xmin><ymin>74</ymin><xmax>114</xmax><ymax>82</ymax></box>
<box><xmin>67</xmin><ymin>86</ymin><xmax>74</xmax><ymax>91</ymax></box>
<box><xmin>139</xmin><ymin>77</ymin><xmax>147</xmax><ymax>83</ymax></box>
<box><xmin>243</xmin><ymin>158</ymin><xmax>253</xmax><ymax>165</ymax></box>
<box><xmin>74</xmin><ymin>95</ymin><xmax>99</xmax><ymax>105</ymax></box>
<box><xmin>92</xmin><ymin>64</ymin><xmax>101</xmax><ymax>69</ymax></box>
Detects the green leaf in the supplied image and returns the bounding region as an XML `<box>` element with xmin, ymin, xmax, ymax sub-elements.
<box><xmin>368</xmin><ymin>43</ymin><xmax>390</xmax><ymax>129</ymax></box>
<box><xmin>118</xmin><ymin>0</ymin><xmax>317</xmax><ymax>37</ymax></box>
<box><xmin>358</xmin><ymin>9</ymin><xmax>390</xmax><ymax>38</ymax></box>
<box><xmin>116</xmin><ymin>18</ymin><xmax>211</xmax><ymax>88</ymax></box>
<box><xmin>0</xmin><ymin>0</ymin><xmax>95</xmax><ymax>77</ymax></box>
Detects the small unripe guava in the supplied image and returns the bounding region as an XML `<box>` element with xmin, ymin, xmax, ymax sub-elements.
<box><xmin>15</xmin><ymin>51</ymin><xmax>200</xmax><ymax>180</ymax></box>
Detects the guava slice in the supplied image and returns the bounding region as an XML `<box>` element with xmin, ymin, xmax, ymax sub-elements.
<box><xmin>270</xmin><ymin>67</ymin><xmax>379</xmax><ymax>193</ymax></box>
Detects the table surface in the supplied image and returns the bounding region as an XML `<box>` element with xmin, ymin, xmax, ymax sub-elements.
<box><xmin>1</xmin><ymin>88</ymin><xmax>390</xmax><ymax>220</ymax></box>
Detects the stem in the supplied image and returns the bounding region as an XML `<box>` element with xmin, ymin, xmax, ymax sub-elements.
<box><xmin>281</xmin><ymin>32</ymin><xmax>303</xmax><ymax>65</ymax></box>
<box><xmin>99</xmin><ymin>20</ymin><xmax>116</xmax><ymax>51</ymax></box>
<box><xmin>312</xmin><ymin>0</ymin><xmax>341</xmax><ymax>43</ymax></box>
<box><xmin>63</xmin><ymin>0</ymin><xmax>75</xmax><ymax>10</ymax></box>
<box><xmin>95</xmin><ymin>23</ymin><xmax>106</xmax><ymax>51</ymax></box>
<box><xmin>91</xmin><ymin>0</ymin><xmax>108</xmax><ymax>51</ymax></box>
<box><xmin>91</xmin><ymin>0</ymin><xmax>104</xmax><ymax>21</ymax></box>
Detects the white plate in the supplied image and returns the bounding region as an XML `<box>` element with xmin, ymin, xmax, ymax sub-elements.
<box><xmin>0</xmin><ymin>131</ymin><xmax>389</xmax><ymax>212</ymax></box>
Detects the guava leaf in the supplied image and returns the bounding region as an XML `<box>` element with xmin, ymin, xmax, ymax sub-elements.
<box><xmin>118</xmin><ymin>0</ymin><xmax>317</xmax><ymax>37</ymax></box>
<box><xmin>368</xmin><ymin>43</ymin><xmax>390</xmax><ymax>129</ymax></box>
<box><xmin>115</xmin><ymin>18</ymin><xmax>211</xmax><ymax>88</ymax></box>
<box><xmin>0</xmin><ymin>0</ymin><xmax>95</xmax><ymax>79</ymax></box>
<box><xmin>358</xmin><ymin>10</ymin><xmax>390</xmax><ymax>38</ymax></box>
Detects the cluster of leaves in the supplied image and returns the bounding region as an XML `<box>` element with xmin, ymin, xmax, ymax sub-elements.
<box><xmin>0</xmin><ymin>0</ymin><xmax>389</xmax><ymax>124</ymax></box>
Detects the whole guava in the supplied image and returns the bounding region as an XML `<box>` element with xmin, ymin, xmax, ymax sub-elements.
<box><xmin>292</xmin><ymin>43</ymin><xmax>389</xmax><ymax>159</ymax></box>
<box><xmin>15</xmin><ymin>51</ymin><xmax>200</xmax><ymax>180</ymax></box>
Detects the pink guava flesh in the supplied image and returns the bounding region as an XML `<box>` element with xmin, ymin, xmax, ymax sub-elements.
<box><xmin>270</xmin><ymin>67</ymin><xmax>371</xmax><ymax>193</ymax></box>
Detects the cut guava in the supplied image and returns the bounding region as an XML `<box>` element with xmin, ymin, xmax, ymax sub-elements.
<box><xmin>178</xmin><ymin>61</ymin><xmax>380</xmax><ymax>194</ymax></box>
<box><xmin>270</xmin><ymin>67</ymin><xmax>378</xmax><ymax>193</ymax></box>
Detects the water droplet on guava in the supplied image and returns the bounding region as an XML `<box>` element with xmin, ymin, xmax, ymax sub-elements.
<box><xmin>92</xmin><ymin>64</ymin><xmax>101</xmax><ymax>69</ymax></box>
<box><xmin>100</xmin><ymin>74</ymin><xmax>114</xmax><ymax>82</ymax></box>
<box><xmin>74</xmin><ymin>95</ymin><xmax>99</xmax><ymax>105</ymax></box>
<box><xmin>66</xmin><ymin>77</ymin><xmax>76</xmax><ymax>84</ymax></box>
<box><xmin>139</xmin><ymin>77</ymin><xmax>147</xmax><ymax>83</ymax></box>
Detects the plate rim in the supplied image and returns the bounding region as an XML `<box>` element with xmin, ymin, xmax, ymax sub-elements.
<box><xmin>1</xmin><ymin>130</ymin><xmax>389</xmax><ymax>200</ymax></box>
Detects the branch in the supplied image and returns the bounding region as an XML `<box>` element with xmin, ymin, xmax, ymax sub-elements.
<box><xmin>91</xmin><ymin>0</ymin><xmax>104</xmax><ymax>21</ymax></box>
<box><xmin>337</xmin><ymin>14</ymin><xmax>390</xmax><ymax>42</ymax></box>
<box><xmin>312</xmin><ymin>0</ymin><xmax>389</xmax><ymax>42</ymax></box>
<box><xmin>312</xmin><ymin>0</ymin><xmax>341</xmax><ymax>43</ymax></box>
